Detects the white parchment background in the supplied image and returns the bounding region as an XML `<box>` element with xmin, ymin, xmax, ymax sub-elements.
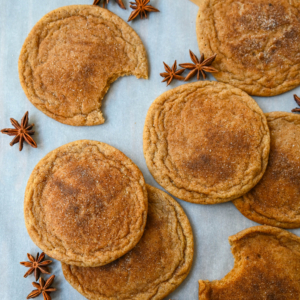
<box><xmin>0</xmin><ymin>0</ymin><xmax>300</xmax><ymax>299</ymax></box>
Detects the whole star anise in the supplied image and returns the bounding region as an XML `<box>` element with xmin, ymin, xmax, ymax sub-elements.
<box><xmin>160</xmin><ymin>61</ymin><xmax>185</xmax><ymax>86</ymax></box>
<box><xmin>93</xmin><ymin>0</ymin><xmax>125</xmax><ymax>9</ymax></box>
<box><xmin>1</xmin><ymin>111</ymin><xmax>37</xmax><ymax>151</ymax></box>
<box><xmin>179</xmin><ymin>50</ymin><xmax>218</xmax><ymax>81</ymax></box>
<box><xmin>292</xmin><ymin>94</ymin><xmax>300</xmax><ymax>112</ymax></box>
<box><xmin>20</xmin><ymin>252</ymin><xmax>52</xmax><ymax>281</ymax></box>
<box><xmin>128</xmin><ymin>0</ymin><xmax>159</xmax><ymax>22</ymax></box>
<box><xmin>27</xmin><ymin>275</ymin><xmax>56</xmax><ymax>300</ymax></box>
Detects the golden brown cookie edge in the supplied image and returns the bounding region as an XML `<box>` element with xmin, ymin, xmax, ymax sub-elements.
<box><xmin>143</xmin><ymin>81</ymin><xmax>270</xmax><ymax>204</ymax></box>
<box><xmin>233</xmin><ymin>112</ymin><xmax>300</xmax><ymax>229</ymax></box>
<box><xmin>18</xmin><ymin>5</ymin><xmax>149</xmax><ymax>126</ymax></box>
<box><xmin>198</xmin><ymin>225</ymin><xmax>300</xmax><ymax>299</ymax></box>
<box><xmin>61</xmin><ymin>184</ymin><xmax>194</xmax><ymax>300</ymax></box>
<box><xmin>195</xmin><ymin>2</ymin><xmax>300</xmax><ymax>97</ymax></box>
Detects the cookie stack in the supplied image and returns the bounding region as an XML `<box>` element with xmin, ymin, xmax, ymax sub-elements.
<box><xmin>24</xmin><ymin>140</ymin><xmax>194</xmax><ymax>300</ymax></box>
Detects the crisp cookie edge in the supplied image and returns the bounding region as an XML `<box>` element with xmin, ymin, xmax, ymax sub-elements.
<box><xmin>233</xmin><ymin>112</ymin><xmax>300</xmax><ymax>228</ymax></box>
<box><xmin>198</xmin><ymin>225</ymin><xmax>300</xmax><ymax>300</ymax></box>
<box><xmin>196</xmin><ymin>0</ymin><xmax>300</xmax><ymax>97</ymax></box>
<box><xmin>61</xmin><ymin>184</ymin><xmax>194</xmax><ymax>300</ymax></box>
<box><xmin>18</xmin><ymin>5</ymin><xmax>149</xmax><ymax>126</ymax></box>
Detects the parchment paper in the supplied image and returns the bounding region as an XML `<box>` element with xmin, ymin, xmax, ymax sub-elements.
<box><xmin>0</xmin><ymin>0</ymin><xmax>299</xmax><ymax>299</ymax></box>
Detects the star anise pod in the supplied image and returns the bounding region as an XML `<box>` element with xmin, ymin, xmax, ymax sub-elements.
<box><xmin>179</xmin><ymin>50</ymin><xmax>218</xmax><ymax>81</ymax></box>
<box><xmin>292</xmin><ymin>94</ymin><xmax>300</xmax><ymax>112</ymax></box>
<box><xmin>1</xmin><ymin>111</ymin><xmax>37</xmax><ymax>151</ymax></box>
<box><xmin>160</xmin><ymin>61</ymin><xmax>185</xmax><ymax>86</ymax></box>
<box><xmin>27</xmin><ymin>275</ymin><xmax>56</xmax><ymax>300</ymax></box>
<box><xmin>20</xmin><ymin>252</ymin><xmax>52</xmax><ymax>281</ymax></box>
<box><xmin>93</xmin><ymin>0</ymin><xmax>125</xmax><ymax>9</ymax></box>
<box><xmin>128</xmin><ymin>0</ymin><xmax>159</xmax><ymax>22</ymax></box>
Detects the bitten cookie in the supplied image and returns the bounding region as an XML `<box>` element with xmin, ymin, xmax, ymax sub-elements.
<box><xmin>199</xmin><ymin>226</ymin><xmax>300</xmax><ymax>299</ymax></box>
<box><xmin>62</xmin><ymin>185</ymin><xmax>194</xmax><ymax>300</ymax></box>
<box><xmin>24</xmin><ymin>140</ymin><xmax>148</xmax><ymax>267</ymax></box>
<box><xmin>234</xmin><ymin>112</ymin><xmax>300</xmax><ymax>228</ymax></box>
<box><xmin>19</xmin><ymin>5</ymin><xmax>148</xmax><ymax>126</ymax></box>
<box><xmin>143</xmin><ymin>81</ymin><xmax>270</xmax><ymax>204</ymax></box>
<box><xmin>196</xmin><ymin>0</ymin><xmax>300</xmax><ymax>96</ymax></box>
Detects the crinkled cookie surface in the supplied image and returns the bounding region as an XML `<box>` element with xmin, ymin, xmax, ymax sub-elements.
<box><xmin>24</xmin><ymin>140</ymin><xmax>148</xmax><ymax>267</ymax></box>
<box><xmin>62</xmin><ymin>185</ymin><xmax>194</xmax><ymax>300</ymax></box>
<box><xmin>197</xmin><ymin>0</ymin><xmax>300</xmax><ymax>96</ymax></box>
<box><xmin>234</xmin><ymin>112</ymin><xmax>300</xmax><ymax>228</ymax></box>
<box><xmin>143</xmin><ymin>81</ymin><xmax>270</xmax><ymax>204</ymax></box>
<box><xmin>19</xmin><ymin>5</ymin><xmax>148</xmax><ymax>126</ymax></box>
<box><xmin>199</xmin><ymin>226</ymin><xmax>300</xmax><ymax>300</ymax></box>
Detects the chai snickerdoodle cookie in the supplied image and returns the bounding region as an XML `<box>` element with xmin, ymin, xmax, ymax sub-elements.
<box><xmin>199</xmin><ymin>226</ymin><xmax>300</xmax><ymax>299</ymax></box>
<box><xmin>234</xmin><ymin>112</ymin><xmax>300</xmax><ymax>228</ymax></box>
<box><xmin>19</xmin><ymin>5</ymin><xmax>148</xmax><ymax>126</ymax></box>
<box><xmin>62</xmin><ymin>185</ymin><xmax>194</xmax><ymax>300</ymax></box>
<box><xmin>143</xmin><ymin>81</ymin><xmax>270</xmax><ymax>204</ymax></box>
<box><xmin>24</xmin><ymin>140</ymin><xmax>148</xmax><ymax>267</ymax></box>
<box><xmin>196</xmin><ymin>0</ymin><xmax>300</xmax><ymax>96</ymax></box>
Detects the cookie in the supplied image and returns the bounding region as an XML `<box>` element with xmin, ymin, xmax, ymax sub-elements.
<box><xmin>19</xmin><ymin>5</ymin><xmax>148</xmax><ymax>126</ymax></box>
<box><xmin>62</xmin><ymin>184</ymin><xmax>194</xmax><ymax>300</ymax></box>
<box><xmin>24</xmin><ymin>140</ymin><xmax>148</xmax><ymax>267</ymax></box>
<box><xmin>234</xmin><ymin>112</ymin><xmax>300</xmax><ymax>228</ymax></box>
<box><xmin>143</xmin><ymin>81</ymin><xmax>270</xmax><ymax>204</ymax></box>
<box><xmin>199</xmin><ymin>226</ymin><xmax>300</xmax><ymax>299</ymax></box>
<box><xmin>196</xmin><ymin>0</ymin><xmax>300</xmax><ymax>96</ymax></box>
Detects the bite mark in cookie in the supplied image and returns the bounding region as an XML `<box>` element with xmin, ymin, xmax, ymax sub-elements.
<box><xmin>19</xmin><ymin>5</ymin><xmax>148</xmax><ymax>126</ymax></box>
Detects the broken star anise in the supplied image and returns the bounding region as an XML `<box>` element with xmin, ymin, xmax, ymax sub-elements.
<box><xmin>128</xmin><ymin>0</ymin><xmax>159</xmax><ymax>22</ymax></box>
<box><xmin>179</xmin><ymin>50</ymin><xmax>218</xmax><ymax>81</ymax></box>
<box><xmin>27</xmin><ymin>275</ymin><xmax>56</xmax><ymax>300</ymax></box>
<box><xmin>160</xmin><ymin>61</ymin><xmax>185</xmax><ymax>86</ymax></box>
<box><xmin>1</xmin><ymin>111</ymin><xmax>37</xmax><ymax>151</ymax></box>
<box><xmin>292</xmin><ymin>94</ymin><xmax>300</xmax><ymax>112</ymax></box>
<box><xmin>20</xmin><ymin>252</ymin><xmax>52</xmax><ymax>281</ymax></box>
<box><xmin>93</xmin><ymin>0</ymin><xmax>125</xmax><ymax>9</ymax></box>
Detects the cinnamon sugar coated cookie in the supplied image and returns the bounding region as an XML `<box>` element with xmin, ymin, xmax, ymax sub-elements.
<box><xmin>143</xmin><ymin>81</ymin><xmax>270</xmax><ymax>204</ymax></box>
<box><xmin>19</xmin><ymin>5</ymin><xmax>148</xmax><ymax>126</ymax></box>
<box><xmin>24</xmin><ymin>140</ymin><xmax>148</xmax><ymax>267</ymax></box>
<box><xmin>62</xmin><ymin>184</ymin><xmax>194</xmax><ymax>300</ymax></box>
<box><xmin>196</xmin><ymin>0</ymin><xmax>300</xmax><ymax>96</ymax></box>
<box><xmin>199</xmin><ymin>226</ymin><xmax>300</xmax><ymax>299</ymax></box>
<box><xmin>234</xmin><ymin>112</ymin><xmax>300</xmax><ymax>228</ymax></box>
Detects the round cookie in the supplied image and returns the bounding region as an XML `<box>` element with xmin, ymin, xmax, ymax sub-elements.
<box><xmin>196</xmin><ymin>0</ymin><xmax>300</xmax><ymax>96</ymax></box>
<box><xmin>62</xmin><ymin>184</ymin><xmax>194</xmax><ymax>300</ymax></box>
<box><xmin>24</xmin><ymin>140</ymin><xmax>148</xmax><ymax>267</ymax></box>
<box><xmin>199</xmin><ymin>226</ymin><xmax>300</xmax><ymax>299</ymax></box>
<box><xmin>19</xmin><ymin>5</ymin><xmax>148</xmax><ymax>126</ymax></box>
<box><xmin>234</xmin><ymin>112</ymin><xmax>300</xmax><ymax>228</ymax></box>
<box><xmin>143</xmin><ymin>81</ymin><xmax>270</xmax><ymax>204</ymax></box>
